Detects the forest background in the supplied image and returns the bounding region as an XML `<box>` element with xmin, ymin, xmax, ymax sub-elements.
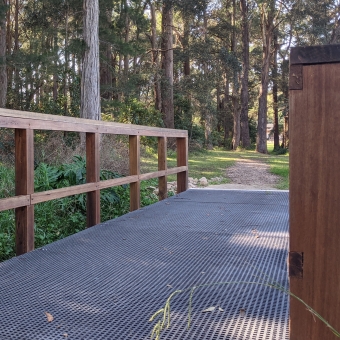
<box><xmin>1</xmin><ymin>0</ymin><xmax>340</xmax><ymax>154</ymax></box>
<box><xmin>0</xmin><ymin>0</ymin><xmax>339</xmax><ymax>260</ymax></box>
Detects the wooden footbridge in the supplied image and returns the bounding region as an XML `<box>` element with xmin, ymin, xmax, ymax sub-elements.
<box><xmin>0</xmin><ymin>109</ymin><xmax>290</xmax><ymax>339</ymax></box>
<box><xmin>1</xmin><ymin>44</ymin><xmax>340</xmax><ymax>340</ymax></box>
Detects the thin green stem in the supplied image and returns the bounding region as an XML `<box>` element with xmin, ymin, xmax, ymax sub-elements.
<box><xmin>149</xmin><ymin>278</ymin><xmax>340</xmax><ymax>339</ymax></box>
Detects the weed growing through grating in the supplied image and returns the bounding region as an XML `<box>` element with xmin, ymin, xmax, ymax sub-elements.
<box><xmin>149</xmin><ymin>275</ymin><xmax>340</xmax><ymax>340</ymax></box>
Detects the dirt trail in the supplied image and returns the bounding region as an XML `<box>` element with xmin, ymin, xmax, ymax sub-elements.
<box><xmin>207</xmin><ymin>158</ymin><xmax>281</xmax><ymax>190</ymax></box>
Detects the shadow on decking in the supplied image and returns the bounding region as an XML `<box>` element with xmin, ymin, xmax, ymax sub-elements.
<box><xmin>0</xmin><ymin>189</ymin><xmax>289</xmax><ymax>340</ymax></box>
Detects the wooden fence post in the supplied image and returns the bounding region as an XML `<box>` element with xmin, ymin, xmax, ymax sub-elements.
<box><xmin>176</xmin><ymin>137</ymin><xmax>188</xmax><ymax>193</ymax></box>
<box><xmin>158</xmin><ymin>137</ymin><xmax>167</xmax><ymax>200</ymax></box>
<box><xmin>289</xmin><ymin>45</ymin><xmax>340</xmax><ymax>340</ymax></box>
<box><xmin>15</xmin><ymin>128</ymin><xmax>34</xmax><ymax>255</ymax></box>
<box><xmin>86</xmin><ymin>132</ymin><xmax>100</xmax><ymax>227</ymax></box>
<box><xmin>129</xmin><ymin>135</ymin><xmax>140</xmax><ymax>211</ymax></box>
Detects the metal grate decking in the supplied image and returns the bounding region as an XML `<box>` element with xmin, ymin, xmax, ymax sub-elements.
<box><xmin>0</xmin><ymin>189</ymin><xmax>289</xmax><ymax>340</ymax></box>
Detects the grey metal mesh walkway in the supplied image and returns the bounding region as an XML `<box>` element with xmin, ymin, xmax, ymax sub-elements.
<box><xmin>0</xmin><ymin>189</ymin><xmax>289</xmax><ymax>340</ymax></box>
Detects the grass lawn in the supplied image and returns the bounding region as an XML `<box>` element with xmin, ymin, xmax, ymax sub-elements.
<box><xmin>266</xmin><ymin>155</ymin><xmax>289</xmax><ymax>190</ymax></box>
<box><xmin>141</xmin><ymin>141</ymin><xmax>289</xmax><ymax>190</ymax></box>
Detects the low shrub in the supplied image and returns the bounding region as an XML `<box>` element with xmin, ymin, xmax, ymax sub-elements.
<box><xmin>0</xmin><ymin>157</ymin><xmax>162</xmax><ymax>262</ymax></box>
<box><xmin>272</xmin><ymin>147</ymin><xmax>288</xmax><ymax>155</ymax></box>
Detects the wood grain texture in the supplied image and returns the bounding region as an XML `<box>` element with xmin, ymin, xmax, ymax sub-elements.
<box><xmin>158</xmin><ymin>137</ymin><xmax>167</xmax><ymax>200</ymax></box>
<box><xmin>291</xmin><ymin>45</ymin><xmax>340</xmax><ymax>65</ymax></box>
<box><xmin>98</xmin><ymin>175</ymin><xmax>139</xmax><ymax>190</ymax></box>
<box><xmin>31</xmin><ymin>183</ymin><xmax>98</xmax><ymax>204</ymax></box>
<box><xmin>86</xmin><ymin>133</ymin><xmax>100</xmax><ymax>228</ymax></box>
<box><xmin>0</xmin><ymin>195</ymin><xmax>30</xmax><ymax>212</ymax></box>
<box><xmin>138</xmin><ymin>167</ymin><xmax>187</xmax><ymax>182</ymax></box>
<box><xmin>129</xmin><ymin>135</ymin><xmax>140</xmax><ymax>211</ymax></box>
<box><xmin>139</xmin><ymin>171</ymin><xmax>166</xmax><ymax>181</ymax></box>
<box><xmin>290</xmin><ymin>63</ymin><xmax>340</xmax><ymax>340</ymax></box>
<box><xmin>15</xmin><ymin>129</ymin><xmax>34</xmax><ymax>255</ymax></box>
<box><xmin>3</xmin><ymin>168</ymin><xmax>187</xmax><ymax>209</ymax></box>
<box><xmin>176</xmin><ymin>137</ymin><xmax>188</xmax><ymax>193</ymax></box>
<box><xmin>0</xmin><ymin>108</ymin><xmax>187</xmax><ymax>137</ymax></box>
<box><xmin>166</xmin><ymin>166</ymin><xmax>188</xmax><ymax>175</ymax></box>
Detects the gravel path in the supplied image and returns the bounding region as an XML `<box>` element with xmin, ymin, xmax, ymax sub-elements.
<box><xmin>207</xmin><ymin>158</ymin><xmax>281</xmax><ymax>190</ymax></box>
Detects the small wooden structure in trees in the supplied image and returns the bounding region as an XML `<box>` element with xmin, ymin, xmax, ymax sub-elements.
<box><xmin>289</xmin><ymin>45</ymin><xmax>340</xmax><ymax>340</ymax></box>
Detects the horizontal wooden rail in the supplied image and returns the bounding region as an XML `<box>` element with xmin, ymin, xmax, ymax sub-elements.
<box><xmin>31</xmin><ymin>183</ymin><xmax>98</xmax><ymax>205</ymax></box>
<box><xmin>98</xmin><ymin>175</ymin><xmax>139</xmax><ymax>190</ymax></box>
<box><xmin>0</xmin><ymin>109</ymin><xmax>187</xmax><ymax>137</ymax></box>
<box><xmin>0</xmin><ymin>167</ymin><xmax>188</xmax><ymax>211</ymax></box>
<box><xmin>0</xmin><ymin>109</ymin><xmax>188</xmax><ymax>255</ymax></box>
<box><xmin>0</xmin><ymin>195</ymin><xmax>30</xmax><ymax>211</ymax></box>
<box><xmin>137</xmin><ymin>167</ymin><xmax>188</xmax><ymax>181</ymax></box>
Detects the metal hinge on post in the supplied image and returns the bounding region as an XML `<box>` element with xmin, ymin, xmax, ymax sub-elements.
<box><xmin>289</xmin><ymin>251</ymin><xmax>304</xmax><ymax>279</ymax></box>
<box><xmin>289</xmin><ymin>65</ymin><xmax>303</xmax><ymax>90</ymax></box>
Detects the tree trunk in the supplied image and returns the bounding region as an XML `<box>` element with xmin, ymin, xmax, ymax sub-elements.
<box><xmin>112</xmin><ymin>54</ymin><xmax>118</xmax><ymax>101</ymax></box>
<box><xmin>64</xmin><ymin>5</ymin><xmax>69</xmax><ymax>114</ymax></box>
<box><xmin>216</xmin><ymin>79</ymin><xmax>221</xmax><ymax>132</ymax></box>
<box><xmin>81</xmin><ymin>0</ymin><xmax>100</xmax><ymax>121</ymax></box>
<box><xmin>281</xmin><ymin>58</ymin><xmax>289</xmax><ymax>148</ymax></box>
<box><xmin>202</xmin><ymin>9</ymin><xmax>212</xmax><ymax>148</ymax></box>
<box><xmin>256</xmin><ymin>3</ymin><xmax>275</xmax><ymax>154</ymax></box>
<box><xmin>124</xmin><ymin>0</ymin><xmax>129</xmax><ymax>76</ymax></box>
<box><xmin>150</xmin><ymin>2</ymin><xmax>161</xmax><ymax>111</ymax></box>
<box><xmin>14</xmin><ymin>0</ymin><xmax>19</xmax><ymax>108</ymax></box>
<box><xmin>330</xmin><ymin>15</ymin><xmax>340</xmax><ymax>44</ymax></box>
<box><xmin>100</xmin><ymin>3</ymin><xmax>113</xmax><ymax>100</ymax></box>
<box><xmin>223</xmin><ymin>74</ymin><xmax>230</xmax><ymax>145</ymax></box>
<box><xmin>100</xmin><ymin>44</ymin><xmax>113</xmax><ymax>100</ymax></box>
<box><xmin>182</xmin><ymin>13</ymin><xmax>192</xmax><ymax>131</ymax></box>
<box><xmin>256</xmin><ymin>49</ymin><xmax>269</xmax><ymax>154</ymax></box>
<box><xmin>240</xmin><ymin>0</ymin><xmax>251</xmax><ymax>148</ymax></box>
<box><xmin>231</xmin><ymin>0</ymin><xmax>240</xmax><ymax>150</ymax></box>
<box><xmin>183</xmin><ymin>16</ymin><xmax>190</xmax><ymax>77</ymax></box>
<box><xmin>161</xmin><ymin>1</ymin><xmax>174</xmax><ymax>129</ymax></box>
<box><xmin>53</xmin><ymin>21</ymin><xmax>58</xmax><ymax>102</ymax></box>
<box><xmin>272</xmin><ymin>30</ymin><xmax>280</xmax><ymax>150</ymax></box>
<box><xmin>6</xmin><ymin>0</ymin><xmax>11</xmax><ymax>92</ymax></box>
<box><xmin>232</xmin><ymin>96</ymin><xmax>240</xmax><ymax>149</ymax></box>
<box><xmin>0</xmin><ymin>0</ymin><xmax>7</xmax><ymax>108</ymax></box>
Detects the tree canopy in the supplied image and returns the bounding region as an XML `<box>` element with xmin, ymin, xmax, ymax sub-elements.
<box><xmin>1</xmin><ymin>0</ymin><xmax>339</xmax><ymax>152</ymax></box>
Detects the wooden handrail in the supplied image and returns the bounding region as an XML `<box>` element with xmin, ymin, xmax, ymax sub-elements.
<box><xmin>0</xmin><ymin>109</ymin><xmax>188</xmax><ymax>255</ymax></box>
<box><xmin>0</xmin><ymin>109</ymin><xmax>187</xmax><ymax>137</ymax></box>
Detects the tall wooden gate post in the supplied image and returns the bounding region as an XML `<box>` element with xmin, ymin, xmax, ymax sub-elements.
<box><xmin>176</xmin><ymin>137</ymin><xmax>188</xmax><ymax>193</ymax></box>
<box><xmin>15</xmin><ymin>128</ymin><xmax>34</xmax><ymax>255</ymax></box>
<box><xmin>289</xmin><ymin>45</ymin><xmax>340</xmax><ymax>340</ymax></box>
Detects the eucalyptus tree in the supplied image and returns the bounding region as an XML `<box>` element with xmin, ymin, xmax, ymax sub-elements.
<box><xmin>292</xmin><ymin>0</ymin><xmax>337</xmax><ymax>45</ymax></box>
<box><xmin>149</xmin><ymin>0</ymin><xmax>162</xmax><ymax>112</ymax></box>
<box><xmin>239</xmin><ymin>0</ymin><xmax>250</xmax><ymax>147</ymax></box>
<box><xmin>2</xmin><ymin>0</ymin><xmax>83</xmax><ymax>113</ymax></box>
<box><xmin>255</xmin><ymin>0</ymin><xmax>282</xmax><ymax>154</ymax></box>
<box><xmin>230</xmin><ymin>0</ymin><xmax>240</xmax><ymax>149</ymax></box>
<box><xmin>330</xmin><ymin>1</ymin><xmax>340</xmax><ymax>43</ymax></box>
<box><xmin>0</xmin><ymin>1</ymin><xmax>7</xmax><ymax>108</ymax></box>
<box><xmin>161</xmin><ymin>0</ymin><xmax>174</xmax><ymax>128</ymax></box>
<box><xmin>81</xmin><ymin>0</ymin><xmax>100</xmax><ymax>121</ymax></box>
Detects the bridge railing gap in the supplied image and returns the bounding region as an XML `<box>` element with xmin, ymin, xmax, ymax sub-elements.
<box><xmin>0</xmin><ymin>109</ymin><xmax>188</xmax><ymax>255</ymax></box>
